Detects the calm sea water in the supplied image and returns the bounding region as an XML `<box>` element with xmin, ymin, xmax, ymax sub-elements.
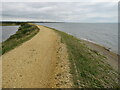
<box><xmin>0</xmin><ymin>26</ymin><xmax>19</xmax><ymax>42</ymax></box>
<box><xmin>36</xmin><ymin>23</ymin><xmax>118</xmax><ymax>54</ymax></box>
<box><xmin>1</xmin><ymin>23</ymin><xmax>118</xmax><ymax>54</ymax></box>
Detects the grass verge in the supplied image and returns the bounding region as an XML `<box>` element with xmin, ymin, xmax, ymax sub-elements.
<box><xmin>45</xmin><ymin>26</ymin><xmax>119</xmax><ymax>88</ymax></box>
<box><xmin>1</xmin><ymin>23</ymin><xmax>39</xmax><ymax>55</ymax></box>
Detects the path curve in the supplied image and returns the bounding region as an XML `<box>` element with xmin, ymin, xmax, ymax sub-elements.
<box><xmin>2</xmin><ymin>25</ymin><xmax>73</xmax><ymax>88</ymax></box>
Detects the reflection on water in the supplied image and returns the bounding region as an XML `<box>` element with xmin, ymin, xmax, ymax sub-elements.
<box><xmin>1</xmin><ymin>26</ymin><xmax>19</xmax><ymax>42</ymax></box>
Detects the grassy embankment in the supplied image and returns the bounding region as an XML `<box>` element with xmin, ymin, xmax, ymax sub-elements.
<box><xmin>1</xmin><ymin>23</ymin><xmax>39</xmax><ymax>55</ymax></box>
<box><xmin>45</xmin><ymin>26</ymin><xmax>119</xmax><ymax>88</ymax></box>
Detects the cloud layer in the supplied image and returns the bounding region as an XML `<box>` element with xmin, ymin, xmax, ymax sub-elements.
<box><xmin>2</xmin><ymin>2</ymin><xmax>118</xmax><ymax>22</ymax></box>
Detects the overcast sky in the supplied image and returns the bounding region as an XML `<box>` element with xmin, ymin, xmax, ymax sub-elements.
<box><xmin>1</xmin><ymin>1</ymin><xmax>118</xmax><ymax>22</ymax></box>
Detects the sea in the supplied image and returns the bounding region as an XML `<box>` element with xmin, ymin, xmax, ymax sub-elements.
<box><xmin>1</xmin><ymin>23</ymin><xmax>119</xmax><ymax>54</ymax></box>
<box><xmin>0</xmin><ymin>26</ymin><xmax>19</xmax><ymax>42</ymax></box>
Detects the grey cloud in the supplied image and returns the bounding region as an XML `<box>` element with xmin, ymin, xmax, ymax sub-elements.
<box><xmin>1</xmin><ymin>2</ymin><xmax>118</xmax><ymax>22</ymax></box>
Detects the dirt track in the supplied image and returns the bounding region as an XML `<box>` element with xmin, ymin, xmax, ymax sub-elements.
<box><xmin>2</xmin><ymin>25</ymin><xmax>73</xmax><ymax>88</ymax></box>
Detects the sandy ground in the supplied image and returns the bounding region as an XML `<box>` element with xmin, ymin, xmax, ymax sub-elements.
<box><xmin>2</xmin><ymin>25</ymin><xmax>73</xmax><ymax>88</ymax></box>
<box><xmin>52</xmin><ymin>38</ymin><xmax>73</xmax><ymax>88</ymax></box>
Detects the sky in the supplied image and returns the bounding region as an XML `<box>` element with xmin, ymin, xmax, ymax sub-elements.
<box><xmin>1</xmin><ymin>0</ymin><xmax>119</xmax><ymax>23</ymax></box>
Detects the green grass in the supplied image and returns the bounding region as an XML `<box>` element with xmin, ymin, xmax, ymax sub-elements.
<box><xmin>45</xmin><ymin>26</ymin><xmax>119</xmax><ymax>88</ymax></box>
<box><xmin>1</xmin><ymin>23</ymin><xmax>39</xmax><ymax>55</ymax></box>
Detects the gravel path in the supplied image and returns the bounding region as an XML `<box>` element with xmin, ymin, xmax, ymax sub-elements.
<box><xmin>2</xmin><ymin>25</ymin><xmax>73</xmax><ymax>88</ymax></box>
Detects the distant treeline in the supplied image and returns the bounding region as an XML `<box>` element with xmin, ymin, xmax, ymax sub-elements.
<box><xmin>0</xmin><ymin>21</ymin><xmax>64</xmax><ymax>26</ymax></box>
<box><xmin>0</xmin><ymin>22</ymin><xmax>27</xmax><ymax>26</ymax></box>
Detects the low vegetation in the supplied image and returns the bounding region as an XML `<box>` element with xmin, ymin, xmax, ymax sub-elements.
<box><xmin>1</xmin><ymin>23</ymin><xmax>39</xmax><ymax>55</ymax></box>
<box><xmin>45</xmin><ymin>26</ymin><xmax>119</xmax><ymax>88</ymax></box>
